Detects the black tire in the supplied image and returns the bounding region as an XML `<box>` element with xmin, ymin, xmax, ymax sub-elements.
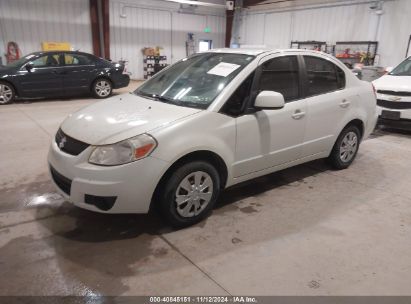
<box><xmin>327</xmin><ymin>125</ymin><xmax>361</xmax><ymax>170</ymax></box>
<box><xmin>0</xmin><ymin>81</ymin><xmax>16</xmax><ymax>105</ymax></box>
<box><xmin>158</xmin><ymin>161</ymin><xmax>221</xmax><ymax>228</ymax></box>
<box><xmin>92</xmin><ymin>78</ymin><xmax>112</xmax><ymax>99</ymax></box>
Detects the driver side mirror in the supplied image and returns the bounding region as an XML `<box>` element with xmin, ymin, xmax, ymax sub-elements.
<box><xmin>385</xmin><ymin>66</ymin><xmax>393</xmax><ymax>74</ymax></box>
<box><xmin>25</xmin><ymin>63</ymin><xmax>33</xmax><ymax>72</ymax></box>
<box><xmin>254</xmin><ymin>91</ymin><xmax>285</xmax><ymax>110</ymax></box>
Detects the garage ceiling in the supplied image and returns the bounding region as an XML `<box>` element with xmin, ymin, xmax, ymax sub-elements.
<box><xmin>243</xmin><ymin>0</ymin><xmax>368</xmax><ymax>8</ymax></box>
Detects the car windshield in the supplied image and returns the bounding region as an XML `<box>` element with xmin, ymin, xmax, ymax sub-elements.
<box><xmin>5</xmin><ymin>53</ymin><xmax>38</xmax><ymax>68</ymax></box>
<box><xmin>134</xmin><ymin>53</ymin><xmax>255</xmax><ymax>109</ymax></box>
<box><xmin>389</xmin><ymin>57</ymin><xmax>411</xmax><ymax>76</ymax></box>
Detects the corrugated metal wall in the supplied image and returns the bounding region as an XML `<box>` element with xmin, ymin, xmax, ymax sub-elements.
<box><xmin>110</xmin><ymin>0</ymin><xmax>226</xmax><ymax>79</ymax></box>
<box><xmin>0</xmin><ymin>0</ymin><xmax>92</xmax><ymax>63</ymax></box>
<box><xmin>239</xmin><ymin>0</ymin><xmax>411</xmax><ymax>66</ymax></box>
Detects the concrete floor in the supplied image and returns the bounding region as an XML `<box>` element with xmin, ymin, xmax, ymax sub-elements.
<box><xmin>0</xmin><ymin>81</ymin><xmax>411</xmax><ymax>296</ymax></box>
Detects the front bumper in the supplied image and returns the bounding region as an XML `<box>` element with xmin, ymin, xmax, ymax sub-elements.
<box><xmin>48</xmin><ymin>141</ymin><xmax>169</xmax><ymax>213</ymax></box>
<box><xmin>376</xmin><ymin>106</ymin><xmax>411</xmax><ymax>130</ymax></box>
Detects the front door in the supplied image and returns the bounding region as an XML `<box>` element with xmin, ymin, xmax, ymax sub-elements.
<box><xmin>16</xmin><ymin>53</ymin><xmax>63</xmax><ymax>97</ymax></box>
<box><xmin>233</xmin><ymin>55</ymin><xmax>307</xmax><ymax>177</ymax></box>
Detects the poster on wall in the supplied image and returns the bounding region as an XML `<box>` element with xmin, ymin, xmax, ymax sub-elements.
<box><xmin>41</xmin><ymin>42</ymin><xmax>71</xmax><ymax>51</ymax></box>
<box><xmin>5</xmin><ymin>41</ymin><xmax>21</xmax><ymax>64</ymax></box>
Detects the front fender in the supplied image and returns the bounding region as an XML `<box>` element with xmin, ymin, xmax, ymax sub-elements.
<box><xmin>150</xmin><ymin>111</ymin><xmax>236</xmax><ymax>183</ymax></box>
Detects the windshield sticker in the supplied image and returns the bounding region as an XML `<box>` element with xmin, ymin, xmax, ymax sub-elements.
<box><xmin>207</xmin><ymin>62</ymin><xmax>241</xmax><ymax>77</ymax></box>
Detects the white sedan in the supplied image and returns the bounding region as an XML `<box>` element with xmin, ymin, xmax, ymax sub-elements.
<box><xmin>48</xmin><ymin>48</ymin><xmax>377</xmax><ymax>227</ymax></box>
<box><xmin>373</xmin><ymin>56</ymin><xmax>411</xmax><ymax>130</ymax></box>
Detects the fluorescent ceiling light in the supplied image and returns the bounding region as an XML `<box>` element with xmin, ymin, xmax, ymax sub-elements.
<box><xmin>161</xmin><ymin>0</ymin><xmax>226</xmax><ymax>8</ymax></box>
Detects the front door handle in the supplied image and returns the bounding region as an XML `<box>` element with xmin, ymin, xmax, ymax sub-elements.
<box><xmin>292</xmin><ymin>110</ymin><xmax>305</xmax><ymax>120</ymax></box>
<box><xmin>339</xmin><ymin>99</ymin><xmax>351</xmax><ymax>108</ymax></box>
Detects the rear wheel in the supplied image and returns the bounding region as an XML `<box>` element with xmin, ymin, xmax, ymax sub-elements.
<box><xmin>0</xmin><ymin>81</ymin><xmax>15</xmax><ymax>105</ymax></box>
<box><xmin>92</xmin><ymin>78</ymin><xmax>112</xmax><ymax>98</ymax></box>
<box><xmin>158</xmin><ymin>161</ymin><xmax>221</xmax><ymax>228</ymax></box>
<box><xmin>327</xmin><ymin>125</ymin><xmax>361</xmax><ymax>169</ymax></box>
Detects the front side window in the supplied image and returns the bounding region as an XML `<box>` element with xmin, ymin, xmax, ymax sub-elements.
<box><xmin>304</xmin><ymin>56</ymin><xmax>345</xmax><ymax>96</ymax></box>
<box><xmin>134</xmin><ymin>53</ymin><xmax>255</xmax><ymax>109</ymax></box>
<box><xmin>64</xmin><ymin>53</ymin><xmax>93</xmax><ymax>65</ymax></box>
<box><xmin>389</xmin><ymin>57</ymin><xmax>411</xmax><ymax>76</ymax></box>
<box><xmin>31</xmin><ymin>54</ymin><xmax>60</xmax><ymax>68</ymax></box>
<box><xmin>221</xmin><ymin>72</ymin><xmax>255</xmax><ymax>117</ymax></box>
<box><xmin>257</xmin><ymin>56</ymin><xmax>300</xmax><ymax>102</ymax></box>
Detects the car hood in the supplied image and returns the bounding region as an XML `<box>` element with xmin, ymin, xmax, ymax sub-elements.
<box><xmin>373</xmin><ymin>75</ymin><xmax>411</xmax><ymax>91</ymax></box>
<box><xmin>61</xmin><ymin>93</ymin><xmax>202</xmax><ymax>145</ymax></box>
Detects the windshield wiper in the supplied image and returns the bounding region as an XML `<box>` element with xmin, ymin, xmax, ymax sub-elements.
<box><xmin>153</xmin><ymin>95</ymin><xmax>177</xmax><ymax>104</ymax></box>
<box><xmin>135</xmin><ymin>90</ymin><xmax>177</xmax><ymax>104</ymax></box>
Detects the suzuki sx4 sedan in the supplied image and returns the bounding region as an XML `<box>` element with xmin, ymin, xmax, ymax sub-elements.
<box><xmin>49</xmin><ymin>49</ymin><xmax>377</xmax><ymax>227</ymax></box>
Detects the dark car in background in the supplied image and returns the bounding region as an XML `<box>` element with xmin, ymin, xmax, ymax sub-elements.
<box><xmin>0</xmin><ymin>51</ymin><xmax>130</xmax><ymax>104</ymax></box>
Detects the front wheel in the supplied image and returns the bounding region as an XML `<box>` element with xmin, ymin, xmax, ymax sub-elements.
<box><xmin>92</xmin><ymin>78</ymin><xmax>112</xmax><ymax>98</ymax></box>
<box><xmin>327</xmin><ymin>125</ymin><xmax>361</xmax><ymax>170</ymax></box>
<box><xmin>0</xmin><ymin>81</ymin><xmax>15</xmax><ymax>105</ymax></box>
<box><xmin>158</xmin><ymin>161</ymin><xmax>221</xmax><ymax>228</ymax></box>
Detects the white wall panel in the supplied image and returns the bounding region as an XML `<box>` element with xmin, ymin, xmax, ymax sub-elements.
<box><xmin>0</xmin><ymin>0</ymin><xmax>92</xmax><ymax>63</ymax></box>
<box><xmin>110</xmin><ymin>0</ymin><xmax>226</xmax><ymax>79</ymax></box>
<box><xmin>239</xmin><ymin>0</ymin><xmax>410</xmax><ymax>67</ymax></box>
<box><xmin>377</xmin><ymin>0</ymin><xmax>411</xmax><ymax>66</ymax></box>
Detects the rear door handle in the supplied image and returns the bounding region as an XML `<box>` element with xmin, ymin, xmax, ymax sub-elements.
<box><xmin>292</xmin><ymin>110</ymin><xmax>305</xmax><ymax>120</ymax></box>
<box><xmin>339</xmin><ymin>99</ymin><xmax>351</xmax><ymax>108</ymax></box>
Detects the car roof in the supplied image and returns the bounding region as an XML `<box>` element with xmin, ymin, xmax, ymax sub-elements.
<box><xmin>29</xmin><ymin>50</ymin><xmax>93</xmax><ymax>57</ymax></box>
<box><xmin>208</xmin><ymin>47</ymin><xmax>333</xmax><ymax>57</ymax></box>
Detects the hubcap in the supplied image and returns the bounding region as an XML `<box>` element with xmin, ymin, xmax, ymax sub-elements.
<box><xmin>340</xmin><ymin>131</ymin><xmax>358</xmax><ymax>162</ymax></box>
<box><xmin>0</xmin><ymin>84</ymin><xmax>13</xmax><ymax>104</ymax></box>
<box><xmin>175</xmin><ymin>171</ymin><xmax>214</xmax><ymax>218</ymax></box>
<box><xmin>95</xmin><ymin>80</ymin><xmax>111</xmax><ymax>97</ymax></box>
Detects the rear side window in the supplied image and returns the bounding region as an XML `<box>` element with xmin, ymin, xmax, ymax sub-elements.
<box><xmin>304</xmin><ymin>56</ymin><xmax>345</xmax><ymax>97</ymax></box>
<box><xmin>64</xmin><ymin>53</ymin><xmax>93</xmax><ymax>65</ymax></box>
<box><xmin>257</xmin><ymin>56</ymin><xmax>300</xmax><ymax>102</ymax></box>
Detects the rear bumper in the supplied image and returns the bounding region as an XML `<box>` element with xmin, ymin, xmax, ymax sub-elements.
<box><xmin>112</xmin><ymin>74</ymin><xmax>130</xmax><ymax>89</ymax></box>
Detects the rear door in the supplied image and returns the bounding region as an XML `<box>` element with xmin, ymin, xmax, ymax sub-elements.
<box><xmin>17</xmin><ymin>53</ymin><xmax>63</xmax><ymax>97</ymax></box>
<box><xmin>62</xmin><ymin>53</ymin><xmax>96</xmax><ymax>94</ymax></box>
<box><xmin>300</xmin><ymin>55</ymin><xmax>355</xmax><ymax>157</ymax></box>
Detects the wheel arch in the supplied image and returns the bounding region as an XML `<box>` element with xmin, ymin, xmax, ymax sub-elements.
<box><xmin>150</xmin><ymin>150</ymin><xmax>229</xmax><ymax>212</ymax></box>
<box><xmin>343</xmin><ymin>118</ymin><xmax>365</xmax><ymax>140</ymax></box>
<box><xmin>90</xmin><ymin>75</ymin><xmax>112</xmax><ymax>91</ymax></box>
<box><xmin>0</xmin><ymin>79</ymin><xmax>18</xmax><ymax>96</ymax></box>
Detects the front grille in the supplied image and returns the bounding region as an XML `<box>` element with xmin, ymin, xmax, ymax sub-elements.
<box><xmin>377</xmin><ymin>90</ymin><xmax>411</xmax><ymax>97</ymax></box>
<box><xmin>55</xmin><ymin>128</ymin><xmax>90</xmax><ymax>156</ymax></box>
<box><xmin>377</xmin><ymin>99</ymin><xmax>411</xmax><ymax>109</ymax></box>
<box><xmin>50</xmin><ymin>166</ymin><xmax>72</xmax><ymax>195</ymax></box>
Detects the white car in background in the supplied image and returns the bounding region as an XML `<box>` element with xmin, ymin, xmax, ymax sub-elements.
<box><xmin>48</xmin><ymin>48</ymin><xmax>377</xmax><ymax>227</ymax></box>
<box><xmin>374</xmin><ymin>56</ymin><xmax>411</xmax><ymax>130</ymax></box>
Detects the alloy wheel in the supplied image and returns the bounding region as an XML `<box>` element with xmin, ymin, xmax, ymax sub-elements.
<box><xmin>95</xmin><ymin>80</ymin><xmax>111</xmax><ymax>97</ymax></box>
<box><xmin>339</xmin><ymin>131</ymin><xmax>358</xmax><ymax>162</ymax></box>
<box><xmin>0</xmin><ymin>84</ymin><xmax>13</xmax><ymax>104</ymax></box>
<box><xmin>175</xmin><ymin>171</ymin><xmax>214</xmax><ymax>218</ymax></box>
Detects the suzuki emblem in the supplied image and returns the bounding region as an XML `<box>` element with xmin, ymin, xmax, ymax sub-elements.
<box><xmin>59</xmin><ymin>136</ymin><xmax>67</xmax><ymax>149</ymax></box>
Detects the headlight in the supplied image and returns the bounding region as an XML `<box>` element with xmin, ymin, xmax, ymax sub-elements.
<box><xmin>89</xmin><ymin>134</ymin><xmax>157</xmax><ymax>166</ymax></box>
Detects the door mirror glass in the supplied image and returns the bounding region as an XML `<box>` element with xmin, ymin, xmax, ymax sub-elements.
<box><xmin>25</xmin><ymin>62</ymin><xmax>33</xmax><ymax>71</ymax></box>
<box><xmin>254</xmin><ymin>91</ymin><xmax>285</xmax><ymax>109</ymax></box>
